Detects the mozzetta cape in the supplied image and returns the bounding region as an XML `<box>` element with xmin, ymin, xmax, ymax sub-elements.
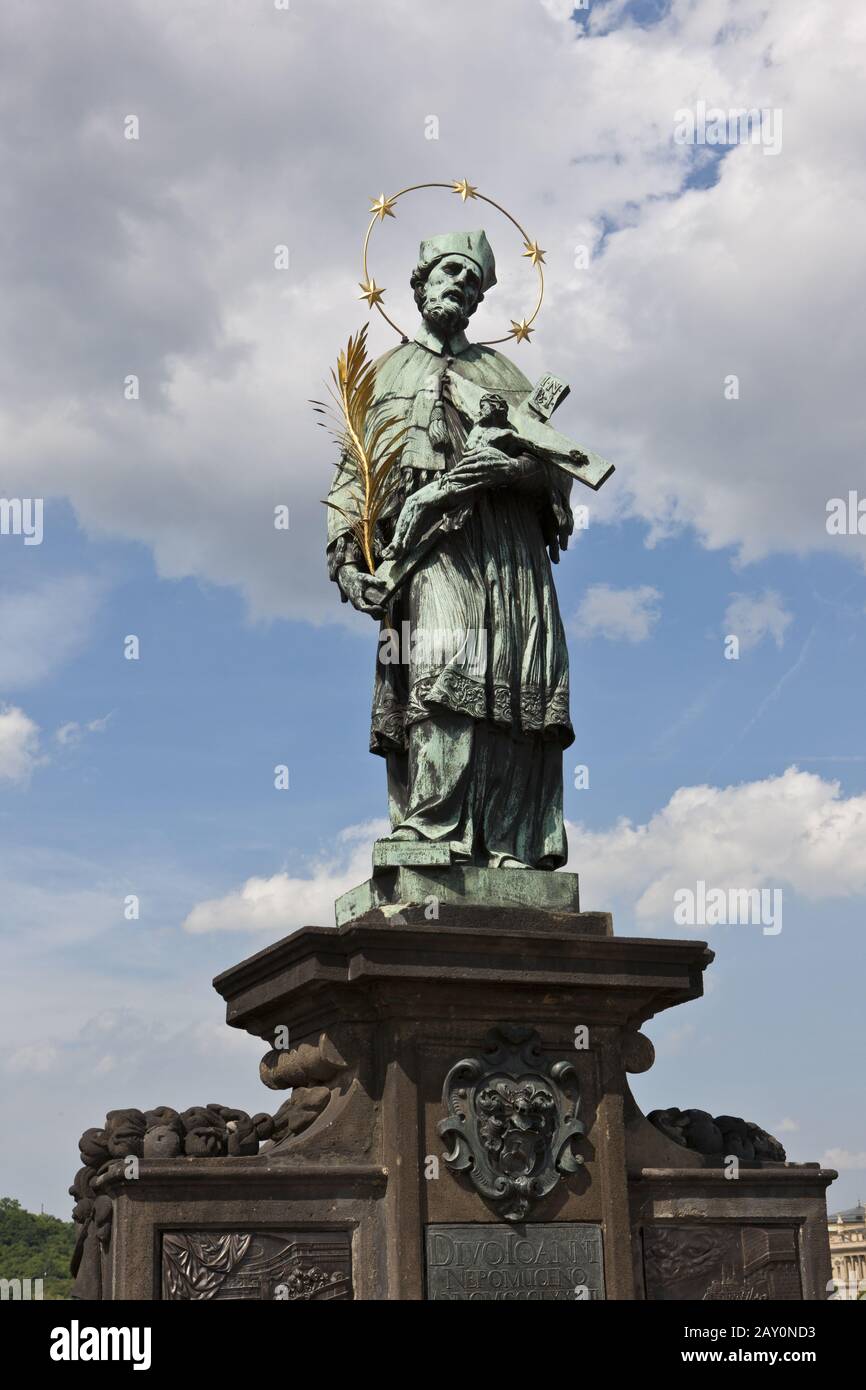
<box><xmin>326</xmin><ymin>327</ymin><xmax>575</xmax><ymax>757</ymax></box>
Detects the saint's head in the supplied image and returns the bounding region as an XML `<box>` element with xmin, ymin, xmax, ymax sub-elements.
<box><xmin>410</xmin><ymin>229</ymin><xmax>496</xmax><ymax>337</ymax></box>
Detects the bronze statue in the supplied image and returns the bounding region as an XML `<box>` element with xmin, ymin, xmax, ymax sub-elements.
<box><xmin>325</xmin><ymin>223</ymin><xmax>612</xmax><ymax>870</ymax></box>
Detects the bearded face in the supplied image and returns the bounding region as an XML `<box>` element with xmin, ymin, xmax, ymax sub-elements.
<box><xmin>415</xmin><ymin>255</ymin><xmax>482</xmax><ymax>335</ymax></box>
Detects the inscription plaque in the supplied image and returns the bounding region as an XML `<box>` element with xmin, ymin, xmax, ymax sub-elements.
<box><xmin>426</xmin><ymin>1222</ymin><xmax>605</xmax><ymax>1301</ymax></box>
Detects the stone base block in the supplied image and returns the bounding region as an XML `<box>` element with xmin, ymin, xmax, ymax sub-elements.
<box><xmin>372</xmin><ymin>839</ymin><xmax>454</xmax><ymax>869</ymax></box>
<box><xmin>335</xmin><ymin>864</ymin><xmax>581</xmax><ymax>926</ymax></box>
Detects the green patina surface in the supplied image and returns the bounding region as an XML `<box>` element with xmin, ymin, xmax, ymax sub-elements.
<box><xmin>327</xmin><ymin>230</ymin><xmax>611</xmax><ymax>882</ymax></box>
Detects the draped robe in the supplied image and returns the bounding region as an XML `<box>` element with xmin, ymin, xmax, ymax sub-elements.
<box><xmin>326</xmin><ymin>321</ymin><xmax>575</xmax><ymax>868</ymax></box>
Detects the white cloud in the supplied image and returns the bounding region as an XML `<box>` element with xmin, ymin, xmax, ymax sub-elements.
<box><xmin>0</xmin><ymin>0</ymin><xmax>862</xmax><ymax>621</ymax></box>
<box><xmin>822</xmin><ymin>1148</ymin><xmax>866</xmax><ymax>1172</ymax></box>
<box><xmin>183</xmin><ymin>820</ymin><xmax>388</xmax><ymax>934</ymax></box>
<box><xmin>5</xmin><ymin>1041</ymin><xmax>61</xmax><ymax>1076</ymax></box>
<box><xmin>0</xmin><ymin>705</ymin><xmax>42</xmax><ymax>782</ymax></box>
<box><xmin>538</xmin><ymin>0</ymin><xmax>581</xmax><ymax>21</ymax></box>
<box><xmin>568</xmin><ymin>766</ymin><xmax>866</xmax><ymax>921</ymax></box>
<box><xmin>0</xmin><ymin>576</ymin><xmax>102</xmax><ymax>688</ymax></box>
<box><xmin>55</xmin><ymin>712</ymin><xmax>113</xmax><ymax>747</ymax></box>
<box><xmin>573</xmin><ymin>583</ymin><xmax>661</xmax><ymax>642</ymax></box>
<box><xmin>723</xmin><ymin>590</ymin><xmax>792</xmax><ymax>651</ymax></box>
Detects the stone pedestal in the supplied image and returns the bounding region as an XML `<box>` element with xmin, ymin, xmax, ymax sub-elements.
<box><xmin>72</xmin><ymin>897</ymin><xmax>835</xmax><ymax>1300</ymax></box>
<box><xmin>335</xmin><ymin>864</ymin><xmax>583</xmax><ymax>925</ymax></box>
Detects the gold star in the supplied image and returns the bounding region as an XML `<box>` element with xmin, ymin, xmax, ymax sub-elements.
<box><xmin>369</xmin><ymin>193</ymin><xmax>397</xmax><ymax>221</ymax></box>
<box><xmin>522</xmin><ymin>239</ymin><xmax>546</xmax><ymax>267</ymax></box>
<box><xmin>509</xmin><ymin>318</ymin><xmax>534</xmax><ymax>343</ymax></box>
<box><xmin>359</xmin><ymin>277</ymin><xmax>385</xmax><ymax>308</ymax></box>
<box><xmin>451</xmin><ymin>178</ymin><xmax>479</xmax><ymax>202</ymax></box>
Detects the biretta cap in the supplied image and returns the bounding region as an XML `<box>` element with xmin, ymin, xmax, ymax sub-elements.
<box><xmin>415</xmin><ymin>229</ymin><xmax>496</xmax><ymax>292</ymax></box>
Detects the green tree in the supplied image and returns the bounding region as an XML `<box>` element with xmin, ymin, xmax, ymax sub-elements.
<box><xmin>0</xmin><ymin>1196</ymin><xmax>76</xmax><ymax>1300</ymax></box>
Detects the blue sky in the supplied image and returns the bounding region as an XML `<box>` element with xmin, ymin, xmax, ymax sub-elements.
<box><xmin>1</xmin><ymin>0</ymin><xmax>864</xmax><ymax>1222</ymax></box>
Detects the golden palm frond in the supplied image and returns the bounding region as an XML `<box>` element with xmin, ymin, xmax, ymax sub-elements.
<box><xmin>312</xmin><ymin>324</ymin><xmax>407</xmax><ymax>573</ymax></box>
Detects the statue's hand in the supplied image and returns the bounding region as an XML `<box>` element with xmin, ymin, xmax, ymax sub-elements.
<box><xmin>386</xmin><ymin>482</ymin><xmax>445</xmax><ymax>559</ymax></box>
<box><xmin>451</xmin><ymin>446</ymin><xmax>544</xmax><ymax>495</ymax></box>
<box><xmin>450</xmin><ymin>445</ymin><xmax>524</xmax><ymax>489</ymax></box>
<box><xmin>337</xmin><ymin>564</ymin><xmax>388</xmax><ymax>619</ymax></box>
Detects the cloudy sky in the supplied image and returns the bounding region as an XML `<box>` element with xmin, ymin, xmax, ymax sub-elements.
<box><xmin>1</xmin><ymin>0</ymin><xmax>864</xmax><ymax>1221</ymax></box>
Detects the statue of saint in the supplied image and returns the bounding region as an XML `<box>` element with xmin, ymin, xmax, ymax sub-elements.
<box><xmin>326</xmin><ymin>229</ymin><xmax>580</xmax><ymax>871</ymax></box>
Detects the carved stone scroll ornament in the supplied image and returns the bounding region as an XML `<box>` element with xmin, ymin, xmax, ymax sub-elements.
<box><xmin>258</xmin><ymin>1032</ymin><xmax>346</xmax><ymax>1091</ymax></box>
<box><xmin>438</xmin><ymin>1025</ymin><xmax>585</xmax><ymax>1221</ymax></box>
<box><xmin>257</xmin><ymin>1032</ymin><xmax>347</xmax><ymax>1150</ymax></box>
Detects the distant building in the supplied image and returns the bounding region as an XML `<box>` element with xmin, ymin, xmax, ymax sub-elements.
<box><xmin>828</xmin><ymin>1202</ymin><xmax>866</xmax><ymax>1299</ymax></box>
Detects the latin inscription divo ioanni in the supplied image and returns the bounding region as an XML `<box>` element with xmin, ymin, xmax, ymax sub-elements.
<box><xmin>425</xmin><ymin>1223</ymin><xmax>605</xmax><ymax>1301</ymax></box>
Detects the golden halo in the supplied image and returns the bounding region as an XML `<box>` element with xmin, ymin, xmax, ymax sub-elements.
<box><xmin>359</xmin><ymin>179</ymin><xmax>545</xmax><ymax>346</ymax></box>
